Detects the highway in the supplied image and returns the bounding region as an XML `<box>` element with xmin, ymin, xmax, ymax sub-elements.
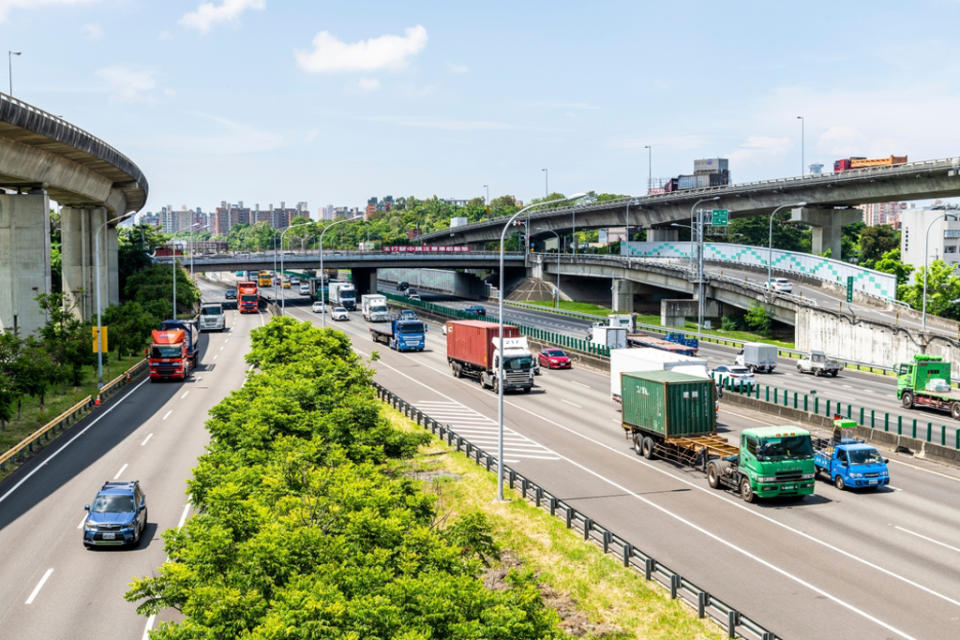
<box><xmin>0</xmin><ymin>280</ymin><xmax>260</xmax><ymax>640</ymax></box>
<box><xmin>285</xmin><ymin>301</ymin><xmax>960</xmax><ymax>640</ymax></box>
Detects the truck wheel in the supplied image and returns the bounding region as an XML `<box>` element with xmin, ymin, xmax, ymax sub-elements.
<box><xmin>834</xmin><ymin>475</ymin><xmax>846</xmax><ymax>491</ymax></box>
<box><xmin>641</xmin><ymin>437</ymin><xmax>655</xmax><ymax>460</ymax></box>
<box><xmin>797</xmin><ymin>365</ymin><xmax>803</xmax><ymax>373</ymax></box>
<box><xmin>523</xmin><ymin>386</ymin><xmax>532</xmax><ymax>393</ymax></box>
<box><xmin>952</xmin><ymin>403</ymin><xmax>960</xmax><ymax>421</ymax></box>
<box><xmin>633</xmin><ymin>434</ymin><xmax>643</xmax><ymax>455</ymax></box>
<box><xmin>740</xmin><ymin>477</ymin><xmax>756</xmax><ymax>503</ymax></box>
<box><xmin>706</xmin><ymin>462</ymin><xmax>720</xmax><ymax>489</ymax></box>
<box><xmin>901</xmin><ymin>391</ymin><xmax>914</xmax><ymax>409</ymax></box>
<box><xmin>830</xmin><ymin>370</ymin><xmax>839</xmax><ymax>377</ymax></box>
<box><xmin>452</xmin><ymin>363</ymin><xmax>461</xmax><ymax>378</ymax></box>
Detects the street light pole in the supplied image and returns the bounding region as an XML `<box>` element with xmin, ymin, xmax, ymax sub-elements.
<box><xmin>484</xmin><ymin>184</ymin><xmax>489</xmax><ymax>206</ymax></box>
<box><xmin>797</xmin><ymin>116</ymin><xmax>805</xmax><ymax>175</ymax></box>
<box><xmin>171</xmin><ymin>240</ymin><xmax>177</xmax><ymax>320</ymax></box>
<box><xmin>190</xmin><ymin>222</ymin><xmax>202</xmax><ymax>280</ymax></box>
<box><xmin>8</xmin><ymin>50</ymin><xmax>20</xmax><ymax>96</ymax></box>
<box><xmin>542</xmin><ymin>168</ymin><xmax>548</xmax><ymax>198</ymax></box>
<box><xmin>923</xmin><ymin>212</ymin><xmax>958</xmax><ymax>332</ymax></box>
<box><xmin>643</xmin><ymin>144</ymin><xmax>652</xmax><ymax>193</ymax></box>
<box><xmin>767</xmin><ymin>202</ymin><xmax>807</xmax><ymax>291</ymax></box>
<box><xmin>546</xmin><ymin>230</ymin><xmax>562</xmax><ymax>309</ymax></box>
<box><xmin>497</xmin><ymin>192</ymin><xmax>586</xmax><ymax>501</ymax></box>
<box><xmin>319</xmin><ymin>215</ymin><xmax>361</xmax><ymax>327</ymax></box>
<box><xmin>94</xmin><ymin>214</ymin><xmax>119</xmax><ymax>388</ymax></box>
<box><xmin>688</xmin><ymin>197</ymin><xmax>719</xmax><ymax>273</ymax></box>
<box><xmin>280</xmin><ymin>220</ymin><xmax>315</xmax><ymax>314</ymax></box>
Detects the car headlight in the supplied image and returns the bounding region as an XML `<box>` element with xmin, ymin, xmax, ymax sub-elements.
<box><xmin>850</xmin><ymin>473</ymin><xmax>863</xmax><ymax>478</ymax></box>
<box><xmin>800</xmin><ymin>473</ymin><xmax>815</xmax><ymax>480</ymax></box>
<box><xmin>84</xmin><ymin>521</ymin><xmax>98</xmax><ymax>531</ymax></box>
<box><xmin>758</xmin><ymin>476</ymin><xmax>777</xmax><ymax>483</ymax></box>
<box><xmin>881</xmin><ymin>471</ymin><xmax>889</xmax><ymax>476</ymax></box>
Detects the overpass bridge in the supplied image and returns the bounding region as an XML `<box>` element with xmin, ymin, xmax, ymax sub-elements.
<box><xmin>421</xmin><ymin>156</ymin><xmax>960</xmax><ymax>258</ymax></box>
<box><xmin>0</xmin><ymin>94</ymin><xmax>148</xmax><ymax>334</ymax></box>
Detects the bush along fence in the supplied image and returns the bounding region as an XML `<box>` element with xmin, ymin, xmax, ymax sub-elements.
<box><xmin>716</xmin><ymin>376</ymin><xmax>960</xmax><ymax>451</ymax></box>
<box><xmin>373</xmin><ymin>380</ymin><xmax>779</xmax><ymax>640</ymax></box>
<box><xmin>379</xmin><ymin>291</ymin><xmax>611</xmax><ymax>358</ymax></box>
<box><xmin>0</xmin><ymin>359</ymin><xmax>148</xmax><ymax>473</ymax></box>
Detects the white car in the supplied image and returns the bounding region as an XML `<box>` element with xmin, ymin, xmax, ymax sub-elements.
<box><xmin>311</xmin><ymin>301</ymin><xmax>325</xmax><ymax>313</ymax></box>
<box><xmin>332</xmin><ymin>306</ymin><xmax>349</xmax><ymax>321</ymax></box>
<box><xmin>766</xmin><ymin>277</ymin><xmax>793</xmax><ymax>293</ymax></box>
<box><xmin>711</xmin><ymin>365</ymin><xmax>756</xmax><ymax>389</ymax></box>
<box><xmin>290</xmin><ymin>277</ymin><xmax>300</xmax><ymax>285</ymax></box>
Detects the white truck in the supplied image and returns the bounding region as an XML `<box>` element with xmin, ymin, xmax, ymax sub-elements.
<box><xmin>328</xmin><ymin>282</ymin><xmax>357</xmax><ymax>311</ymax></box>
<box><xmin>361</xmin><ymin>294</ymin><xmax>390</xmax><ymax>322</ymax></box>
<box><xmin>607</xmin><ymin>314</ymin><xmax>636</xmax><ymax>332</ymax></box>
<box><xmin>609</xmin><ymin>347</ymin><xmax>709</xmax><ymax>406</ymax></box>
<box><xmin>736</xmin><ymin>342</ymin><xmax>778</xmax><ymax>373</ymax></box>
<box><xmin>797</xmin><ymin>350</ymin><xmax>841</xmax><ymax>377</ymax></box>
<box><xmin>590</xmin><ymin>325</ymin><xmax>628</xmax><ymax>349</ymax></box>
<box><xmin>198</xmin><ymin>303</ymin><xmax>226</xmax><ymax>332</ymax></box>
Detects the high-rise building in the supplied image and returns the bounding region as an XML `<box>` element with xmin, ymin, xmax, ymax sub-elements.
<box><xmin>860</xmin><ymin>201</ymin><xmax>906</xmax><ymax>228</ymax></box>
<box><xmin>900</xmin><ymin>205</ymin><xmax>960</xmax><ymax>268</ymax></box>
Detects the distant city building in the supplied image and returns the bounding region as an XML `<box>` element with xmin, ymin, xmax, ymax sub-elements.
<box><xmin>860</xmin><ymin>201</ymin><xmax>907</xmax><ymax>228</ymax></box>
<box><xmin>900</xmin><ymin>205</ymin><xmax>960</xmax><ymax>268</ymax></box>
<box><xmin>443</xmin><ymin>198</ymin><xmax>469</xmax><ymax>207</ymax></box>
<box><xmin>321</xmin><ymin>204</ymin><xmax>335</xmax><ymax>220</ymax></box>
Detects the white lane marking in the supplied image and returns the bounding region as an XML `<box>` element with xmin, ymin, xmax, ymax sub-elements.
<box><xmin>25</xmin><ymin>568</ymin><xmax>53</xmax><ymax>605</ymax></box>
<box><xmin>77</xmin><ymin>515</ymin><xmax>87</xmax><ymax>529</ymax></box>
<box><xmin>219</xmin><ymin>346</ymin><xmax>224</xmax><ymax>352</ymax></box>
<box><xmin>894</xmin><ymin>526</ymin><xmax>960</xmax><ymax>554</ymax></box>
<box><xmin>213</xmin><ymin>354</ymin><xmax>219</xmax><ymax>360</ymax></box>
<box><xmin>140</xmin><ymin>433</ymin><xmax>154</xmax><ymax>446</ymax></box>
<box><xmin>181</xmin><ymin>390</ymin><xmax>190</xmax><ymax>399</ymax></box>
<box><xmin>0</xmin><ymin>378</ymin><xmax>150</xmax><ymax>505</ymax></box>
<box><xmin>142</xmin><ymin>614</ymin><xmax>157</xmax><ymax>640</ymax></box>
<box><xmin>574</xmin><ymin>381</ymin><xmax>592</xmax><ymax>389</ymax></box>
<box><xmin>561</xmin><ymin>399</ymin><xmax>583</xmax><ymax>409</ymax></box>
<box><xmin>364</xmin><ymin>346</ymin><xmax>943</xmax><ymax>635</ymax></box>
<box><xmin>177</xmin><ymin>502</ymin><xmax>192</xmax><ymax>529</ymax></box>
<box><xmin>162</xmin><ymin>410</ymin><xmax>172</xmax><ymax>421</ymax></box>
<box><xmin>225</xmin><ymin>337</ymin><xmax>230</xmax><ymax>343</ymax></box>
<box><xmin>113</xmin><ymin>463</ymin><xmax>128</xmax><ymax>479</ymax></box>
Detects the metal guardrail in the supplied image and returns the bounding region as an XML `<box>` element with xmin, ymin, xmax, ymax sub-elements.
<box><xmin>0</xmin><ymin>359</ymin><xmax>148</xmax><ymax>473</ymax></box>
<box><xmin>373</xmin><ymin>380</ymin><xmax>779</xmax><ymax>640</ymax></box>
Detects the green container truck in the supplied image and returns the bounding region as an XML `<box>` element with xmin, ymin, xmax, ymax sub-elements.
<box><xmin>621</xmin><ymin>370</ymin><xmax>816</xmax><ymax>502</ymax></box>
<box><xmin>896</xmin><ymin>354</ymin><xmax>960</xmax><ymax>419</ymax></box>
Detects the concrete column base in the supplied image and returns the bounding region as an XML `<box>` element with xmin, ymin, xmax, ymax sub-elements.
<box><xmin>612</xmin><ymin>278</ymin><xmax>638</xmax><ymax>312</ymax></box>
<box><xmin>647</xmin><ymin>227</ymin><xmax>679</xmax><ymax>242</ymax></box>
<box><xmin>660</xmin><ymin>298</ymin><xmax>720</xmax><ymax>327</ymax></box>
<box><xmin>62</xmin><ymin>206</ymin><xmax>109</xmax><ymax>320</ymax></box>
<box><xmin>789</xmin><ymin>206</ymin><xmax>862</xmax><ymax>259</ymax></box>
<box><xmin>0</xmin><ymin>192</ymin><xmax>51</xmax><ymax>335</ymax></box>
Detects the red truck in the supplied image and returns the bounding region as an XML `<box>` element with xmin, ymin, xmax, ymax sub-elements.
<box><xmin>445</xmin><ymin>320</ymin><xmax>535</xmax><ymax>393</ymax></box>
<box><xmin>149</xmin><ymin>329</ymin><xmax>190</xmax><ymax>381</ymax></box>
<box><xmin>237</xmin><ymin>280</ymin><xmax>259</xmax><ymax>313</ymax></box>
<box><xmin>833</xmin><ymin>155</ymin><xmax>907</xmax><ymax>171</ymax></box>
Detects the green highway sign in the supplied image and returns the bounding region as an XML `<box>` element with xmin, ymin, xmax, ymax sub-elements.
<box><xmin>846</xmin><ymin>275</ymin><xmax>854</xmax><ymax>302</ymax></box>
<box><xmin>711</xmin><ymin>209</ymin><xmax>729</xmax><ymax>226</ymax></box>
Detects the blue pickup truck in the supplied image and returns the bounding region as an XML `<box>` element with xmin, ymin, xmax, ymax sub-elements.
<box><xmin>813</xmin><ymin>419</ymin><xmax>890</xmax><ymax>490</ymax></box>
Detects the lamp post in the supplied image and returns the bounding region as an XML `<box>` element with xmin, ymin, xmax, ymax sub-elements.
<box><xmin>688</xmin><ymin>196</ymin><xmax>720</xmax><ymax>273</ymax></box>
<box><xmin>8</xmin><ymin>50</ymin><xmax>20</xmax><ymax>96</ymax></box>
<box><xmin>767</xmin><ymin>202</ymin><xmax>807</xmax><ymax>292</ymax></box>
<box><xmin>484</xmin><ymin>184</ymin><xmax>489</xmax><ymax>206</ymax></box>
<box><xmin>279</xmin><ymin>220</ymin><xmax>316</xmax><ymax>314</ymax></box>
<box><xmin>643</xmin><ymin>144</ymin><xmax>652</xmax><ymax>193</ymax></box>
<box><xmin>94</xmin><ymin>214</ymin><xmax>119</xmax><ymax>388</ymax></box>
<box><xmin>797</xmin><ymin>116</ymin><xmax>805</xmax><ymax>175</ymax></box>
<box><xmin>189</xmin><ymin>222</ymin><xmax>202</xmax><ymax>279</ymax></box>
<box><xmin>542</xmin><ymin>168</ymin><xmax>548</xmax><ymax>198</ymax></box>
<box><xmin>171</xmin><ymin>240</ymin><xmax>178</xmax><ymax>320</ymax></box>
<box><xmin>545</xmin><ymin>229</ymin><xmax>562</xmax><ymax>309</ymax></box>
<box><xmin>319</xmin><ymin>215</ymin><xmax>361</xmax><ymax>327</ymax></box>
<box><xmin>922</xmin><ymin>212</ymin><xmax>959</xmax><ymax>332</ymax></box>
<box><xmin>497</xmin><ymin>192</ymin><xmax>586</xmax><ymax>501</ymax></box>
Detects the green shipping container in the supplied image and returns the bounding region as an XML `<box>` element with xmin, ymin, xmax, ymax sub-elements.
<box><xmin>621</xmin><ymin>370</ymin><xmax>716</xmax><ymax>438</ymax></box>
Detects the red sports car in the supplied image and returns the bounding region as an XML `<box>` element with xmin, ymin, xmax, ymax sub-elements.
<box><xmin>538</xmin><ymin>348</ymin><xmax>571</xmax><ymax>369</ymax></box>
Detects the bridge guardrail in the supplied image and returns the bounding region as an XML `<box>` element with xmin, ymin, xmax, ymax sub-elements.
<box><xmin>373</xmin><ymin>380</ymin><xmax>780</xmax><ymax>640</ymax></box>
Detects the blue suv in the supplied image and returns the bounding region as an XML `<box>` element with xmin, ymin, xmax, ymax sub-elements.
<box><xmin>83</xmin><ymin>480</ymin><xmax>148</xmax><ymax>548</ymax></box>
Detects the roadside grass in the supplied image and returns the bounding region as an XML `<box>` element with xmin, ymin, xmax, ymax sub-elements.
<box><xmin>383</xmin><ymin>404</ymin><xmax>724</xmax><ymax>640</ymax></box>
<box><xmin>0</xmin><ymin>351</ymin><xmax>143</xmax><ymax>482</ymax></box>
<box><xmin>523</xmin><ymin>299</ymin><xmax>612</xmax><ymax>317</ymax></box>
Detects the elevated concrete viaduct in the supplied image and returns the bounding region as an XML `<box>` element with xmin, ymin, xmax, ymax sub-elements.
<box><xmin>0</xmin><ymin>94</ymin><xmax>148</xmax><ymax>335</ymax></box>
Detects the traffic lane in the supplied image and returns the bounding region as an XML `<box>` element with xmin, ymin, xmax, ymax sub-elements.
<box><xmin>338</xmin><ymin>318</ymin><xmax>946</xmax><ymax>640</ymax></box>
<box><xmin>0</xmin><ymin>309</ymin><xmax>261</xmax><ymax>639</ymax></box>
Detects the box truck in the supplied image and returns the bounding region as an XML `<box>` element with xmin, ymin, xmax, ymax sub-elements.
<box><xmin>609</xmin><ymin>348</ymin><xmax>709</xmax><ymax>406</ymax></box>
<box><xmin>361</xmin><ymin>294</ymin><xmax>390</xmax><ymax>322</ymax></box>
<box><xmin>445</xmin><ymin>320</ymin><xmax>534</xmax><ymax>393</ymax></box>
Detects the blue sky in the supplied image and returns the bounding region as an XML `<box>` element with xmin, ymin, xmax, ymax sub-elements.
<box><xmin>2</xmin><ymin>1</ymin><xmax>958</xmax><ymax>215</ymax></box>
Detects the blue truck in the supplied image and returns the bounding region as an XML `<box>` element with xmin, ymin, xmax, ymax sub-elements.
<box><xmin>160</xmin><ymin>318</ymin><xmax>200</xmax><ymax>366</ymax></box>
<box><xmin>370</xmin><ymin>318</ymin><xmax>426</xmax><ymax>351</ymax></box>
<box><xmin>813</xmin><ymin>418</ymin><xmax>890</xmax><ymax>490</ymax></box>
<box><xmin>665</xmin><ymin>332</ymin><xmax>699</xmax><ymax>352</ymax></box>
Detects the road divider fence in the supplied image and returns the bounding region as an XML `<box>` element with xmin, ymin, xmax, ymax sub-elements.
<box><xmin>372</xmin><ymin>379</ymin><xmax>779</xmax><ymax>640</ymax></box>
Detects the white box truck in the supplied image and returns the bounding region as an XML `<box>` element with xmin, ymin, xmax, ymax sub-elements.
<box><xmin>361</xmin><ymin>294</ymin><xmax>390</xmax><ymax>322</ymax></box>
<box><xmin>609</xmin><ymin>347</ymin><xmax>709</xmax><ymax>406</ymax></box>
<box><xmin>591</xmin><ymin>325</ymin><xmax>628</xmax><ymax>350</ymax></box>
<box><xmin>736</xmin><ymin>342</ymin><xmax>779</xmax><ymax>373</ymax></box>
<box><xmin>328</xmin><ymin>282</ymin><xmax>357</xmax><ymax>310</ymax></box>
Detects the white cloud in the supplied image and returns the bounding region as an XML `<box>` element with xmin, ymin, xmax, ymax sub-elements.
<box><xmin>357</xmin><ymin>77</ymin><xmax>380</xmax><ymax>92</ymax></box>
<box><xmin>97</xmin><ymin>65</ymin><xmax>158</xmax><ymax>103</ymax></box>
<box><xmin>446</xmin><ymin>62</ymin><xmax>468</xmax><ymax>74</ymax></box>
<box><xmin>83</xmin><ymin>22</ymin><xmax>102</xmax><ymax>39</ymax></box>
<box><xmin>0</xmin><ymin>0</ymin><xmax>98</xmax><ymax>23</ymax></box>
<box><xmin>180</xmin><ymin>0</ymin><xmax>264</xmax><ymax>33</ymax></box>
<box><xmin>295</xmin><ymin>25</ymin><xmax>427</xmax><ymax>73</ymax></box>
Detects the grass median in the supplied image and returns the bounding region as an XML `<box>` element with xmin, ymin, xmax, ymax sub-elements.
<box><xmin>384</xmin><ymin>404</ymin><xmax>724</xmax><ymax>639</ymax></box>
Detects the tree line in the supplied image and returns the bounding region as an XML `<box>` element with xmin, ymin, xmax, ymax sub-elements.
<box><xmin>125</xmin><ymin>316</ymin><xmax>565</xmax><ymax>639</ymax></box>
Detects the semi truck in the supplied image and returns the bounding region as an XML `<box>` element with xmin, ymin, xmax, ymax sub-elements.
<box><xmin>329</xmin><ymin>282</ymin><xmax>357</xmax><ymax>310</ymax></box>
<box><xmin>361</xmin><ymin>294</ymin><xmax>390</xmax><ymax>322</ymax></box>
<box><xmin>237</xmin><ymin>280</ymin><xmax>259</xmax><ymax>314</ymax></box>
<box><xmin>620</xmin><ymin>370</ymin><xmax>816</xmax><ymax>502</ymax></box>
<box><xmin>736</xmin><ymin>342</ymin><xmax>778</xmax><ymax>373</ymax></box>
<box><xmin>370</xmin><ymin>317</ymin><xmax>426</xmax><ymax>351</ymax></box>
<box><xmin>896</xmin><ymin>354</ymin><xmax>960</xmax><ymax>419</ymax></box>
<box><xmin>833</xmin><ymin>155</ymin><xmax>907</xmax><ymax>171</ymax></box>
<box><xmin>797</xmin><ymin>350</ymin><xmax>841</xmax><ymax>377</ymax></box>
<box><xmin>609</xmin><ymin>347</ymin><xmax>708</xmax><ymax>406</ymax></box>
<box><xmin>199</xmin><ymin>303</ymin><xmax>225</xmax><ymax>332</ymax></box>
<box><xmin>148</xmin><ymin>329</ymin><xmax>190</xmax><ymax>381</ymax></box>
<box><xmin>813</xmin><ymin>417</ymin><xmax>890</xmax><ymax>490</ymax></box>
<box><xmin>257</xmin><ymin>271</ymin><xmax>272</xmax><ymax>287</ymax></box>
<box><xmin>160</xmin><ymin>318</ymin><xmax>200</xmax><ymax>367</ymax></box>
<box><xmin>445</xmin><ymin>320</ymin><xmax>534</xmax><ymax>393</ymax></box>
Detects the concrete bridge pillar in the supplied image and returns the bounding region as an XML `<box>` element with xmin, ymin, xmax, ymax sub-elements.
<box><xmin>61</xmin><ymin>206</ymin><xmax>111</xmax><ymax>320</ymax></box>
<box><xmin>789</xmin><ymin>207</ymin><xmax>862</xmax><ymax>259</ymax></box>
<box><xmin>0</xmin><ymin>191</ymin><xmax>51</xmax><ymax>335</ymax></box>
<box><xmin>612</xmin><ymin>278</ymin><xmax>638</xmax><ymax>312</ymax></box>
<box><xmin>646</xmin><ymin>227</ymin><xmax>679</xmax><ymax>242</ymax></box>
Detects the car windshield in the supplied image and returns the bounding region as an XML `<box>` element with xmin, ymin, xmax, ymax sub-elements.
<box><xmin>240</xmin><ymin>295</ymin><xmax>257</xmax><ymax>302</ymax></box>
<box><xmin>151</xmin><ymin>345</ymin><xmax>181</xmax><ymax>358</ymax></box>
<box><xmin>545</xmin><ymin>350</ymin><xmax>565</xmax><ymax>357</ymax></box>
<box><xmin>849</xmin><ymin>448</ymin><xmax>884</xmax><ymax>465</ymax></box>
<box><xmin>335</xmin><ymin>307</ymin><xmax>347</xmax><ymax>313</ymax></box>
<box><xmin>399</xmin><ymin>322</ymin><xmax>424</xmax><ymax>334</ymax></box>
<box><xmin>730</xmin><ymin>367</ymin><xmax>750</xmax><ymax>375</ymax></box>
<box><xmin>756</xmin><ymin>435</ymin><xmax>813</xmax><ymax>461</ymax></box>
<box><xmin>92</xmin><ymin>494</ymin><xmax>135</xmax><ymax>513</ymax></box>
<box><xmin>505</xmin><ymin>355</ymin><xmax>532</xmax><ymax>370</ymax></box>
<box><xmin>201</xmin><ymin>306</ymin><xmax>222</xmax><ymax>316</ymax></box>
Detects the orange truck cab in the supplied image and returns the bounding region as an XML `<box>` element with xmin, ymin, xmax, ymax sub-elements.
<box><xmin>149</xmin><ymin>329</ymin><xmax>189</xmax><ymax>381</ymax></box>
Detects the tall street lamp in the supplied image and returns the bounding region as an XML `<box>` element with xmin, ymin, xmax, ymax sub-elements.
<box><xmin>688</xmin><ymin>196</ymin><xmax>720</xmax><ymax>273</ymax></box>
<box><xmin>319</xmin><ymin>215</ymin><xmax>361</xmax><ymax>327</ymax></box>
<box><xmin>94</xmin><ymin>214</ymin><xmax>119</xmax><ymax>388</ymax></box>
<box><xmin>497</xmin><ymin>192</ymin><xmax>586</xmax><ymax>501</ymax></box>
<box><xmin>767</xmin><ymin>202</ymin><xmax>807</xmax><ymax>291</ymax></box>
<box><xmin>171</xmin><ymin>240</ymin><xmax>178</xmax><ymax>320</ymax></box>
<box><xmin>483</xmin><ymin>184</ymin><xmax>489</xmax><ymax>206</ymax></box>
<box><xmin>922</xmin><ymin>212</ymin><xmax>959</xmax><ymax>332</ymax></box>
<box><xmin>643</xmin><ymin>144</ymin><xmax>652</xmax><ymax>193</ymax></box>
<box><xmin>541</xmin><ymin>168</ymin><xmax>548</xmax><ymax>198</ymax></box>
<box><xmin>280</xmin><ymin>220</ymin><xmax>316</xmax><ymax>314</ymax></box>
<box><xmin>797</xmin><ymin>116</ymin><xmax>805</xmax><ymax>175</ymax></box>
<box><xmin>8</xmin><ymin>50</ymin><xmax>20</xmax><ymax>96</ymax></box>
<box><xmin>189</xmin><ymin>222</ymin><xmax>202</xmax><ymax>279</ymax></box>
<box><xmin>545</xmin><ymin>229</ymin><xmax>562</xmax><ymax>309</ymax></box>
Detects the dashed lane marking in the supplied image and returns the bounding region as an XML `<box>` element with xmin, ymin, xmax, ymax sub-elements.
<box><xmin>113</xmin><ymin>463</ymin><xmax>128</xmax><ymax>479</ymax></box>
<box><xmin>140</xmin><ymin>433</ymin><xmax>153</xmax><ymax>446</ymax></box>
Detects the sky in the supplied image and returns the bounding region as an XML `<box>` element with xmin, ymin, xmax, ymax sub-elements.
<box><xmin>2</xmin><ymin>0</ymin><xmax>960</xmax><ymax>215</ymax></box>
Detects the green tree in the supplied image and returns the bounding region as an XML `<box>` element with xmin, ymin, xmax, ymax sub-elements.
<box><xmin>859</xmin><ymin>225</ymin><xmax>899</xmax><ymax>268</ymax></box>
<box><xmin>102</xmin><ymin>301</ymin><xmax>160</xmax><ymax>358</ymax></box>
<box><xmin>744</xmin><ymin>302</ymin><xmax>772</xmax><ymax>336</ymax></box>
<box><xmin>11</xmin><ymin>337</ymin><xmax>57</xmax><ymax>416</ymax></box>
<box><xmin>873</xmin><ymin>247</ymin><xmax>913</xmax><ymax>288</ymax></box>
<box><xmin>118</xmin><ymin>224</ymin><xmax>170</xmax><ymax>296</ymax></box>
<box><xmin>0</xmin><ymin>332</ymin><xmax>22</xmax><ymax>428</ymax></box>
<box><xmin>727</xmin><ymin>211</ymin><xmax>811</xmax><ymax>253</ymax></box>
<box><xmin>35</xmin><ymin>293</ymin><xmax>93</xmax><ymax>388</ymax></box>
<box><xmin>124</xmin><ymin>262</ymin><xmax>199</xmax><ymax>320</ymax></box>
<box><xmin>899</xmin><ymin>259</ymin><xmax>960</xmax><ymax>318</ymax></box>
<box><xmin>840</xmin><ymin>221</ymin><xmax>865</xmax><ymax>264</ymax></box>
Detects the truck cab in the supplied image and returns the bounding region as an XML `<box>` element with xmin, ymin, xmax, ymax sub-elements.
<box><xmin>897</xmin><ymin>354</ymin><xmax>960</xmax><ymax>418</ymax></box>
<box><xmin>815</xmin><ymin>440</ymin><xmax>889</xmax><ymax>490</ymax></box>
<box><xmin>199</xmin><ymin>304</ymin><xmax>225</xmax><ymax>332</ymax></box>
<box><xmin>489</xmin><ymin>337</ymin><xmax>535</xmax><ymax>393</ymax></box>
<box><xmin>707</xmin><ymin>426</ymin><xmax>816</xmax><ymax>502</ymax></box>
<box><xmin>149</xmin><ymin>329</ymin><xmax>189</xmax><ymax>381</ymax></box>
